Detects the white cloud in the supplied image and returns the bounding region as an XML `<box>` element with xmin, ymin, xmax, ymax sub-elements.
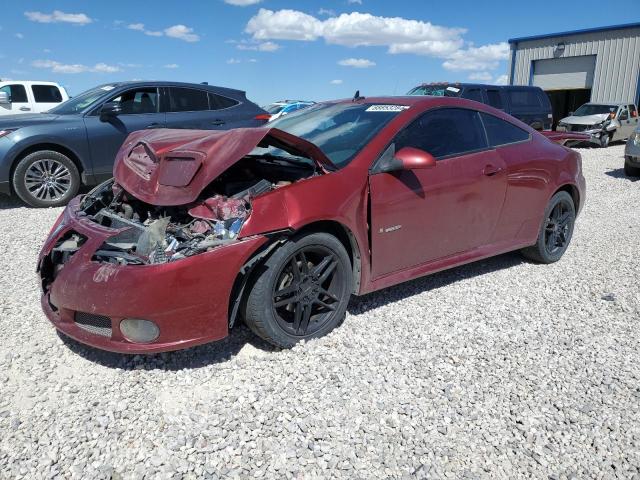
<box><xmin>330</xmin><ymin>79</ymin><xmax>343</xmax><ymax>85</ymax></box>
<box><xmin>347</xmin><ymin>0</ymin><xmax>363</xmax><ymax>4</ymax></box>
<box><xmin>32</xmin><ymin>59</ymin><xmax>121</xmax><ymax>74</ymax></box>
<box><xmin>442</xmin><ymin>42</ymin><xmax>510</xmax><ymax>71</ymax></box>
<box><xmin>494</xmin><ymin>74</ymin><xmax>509</xmax><ymax>85</ymax></box>
<box><xmin>15</xmin><ymin>33</ymin><xmax>24</xmax><ymax>39</ymax></box>
<box><xmin>164</xmin><ymin>25</ymin><xmax>200</xmax><ymax>42</ymax></box>
<box><xmin>227</xmin><ymin>58</ymin><xmax>242</xmax><ymax>64</ymax></box>
<box><xmin>338</xmin><ymin>58</ymin><xmax>375</xmax><ymax>68</ymax></box>
<box><xmin>237</xmin><ymin>40</ymin><xmax>280</xmax><ymax>51</ymax></box>
<box><xmin>318</xmin><ymin>8</ymin><xmax>336</xmax><ymax>16</ymax></box>
<box><xmin>164</xmin><ymin>63</ymin><xmax>179</xmax><ymax>69</ymax></box>
<box><xmin>25</xmin><ymin>10</ymin><xmax>93</xmax><ymax>25</ymax></box>
<box><xmin>248</xmin><ymin>58</ymin><xmax>258</xmax><ymax>63</ymax></box>
<box><xmin>246</xmin><ymin>9</ymin><xmax>464</xmax><ymax>53</ymax></box>
<box><xmin>127</xmin><ymin>23</ymin><xmax>200</xmax><ymax>42</ymax></box>
<box><xmin>244</xmin><ymin>9</ymin><xmax>508</xmax><ymax>73</ymax></box>
<box><xmin>468</xmin><ymin>71</ymin><xmax>492</xmax><ymax>82</ymax></box>
<box><xmin>246</xmin><ymin>9</ymin><xmax>324</xmax><ymax>41</ymax></box>
<box><xmin>224</xmin><ymin>0</ymin><xmax>262</xmax><ymax>5</ymax></box>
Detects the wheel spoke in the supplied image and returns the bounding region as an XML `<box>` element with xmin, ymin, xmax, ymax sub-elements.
<box><xmin>292</xmin><ymin>303</ymin><xmax>303</xmax><ymax>332</ymax></box>
<box><xmin>274</xmin><ymin>283</ymin><xmax>298</xmax><ymax>299</ymax></box>
<box><xmin>317</xmin><ymin>260</ymin><xmax>337</xmax><ymax>284</ymax></box>
<box><xmin>297</xmin><ymin>303</ymin><xmax>313</xmax><ymax>335</ymax></box>
<box><xmin>290</xmin><ymin>257</ymin><xmax>301</xmax><ymax>281</ymax></box>
<box><xmin>318</xmin><ymin>287</ymin><xmax>339</xmax><ymax>303</ymax></box>
<box><xmin>298</xmin><ymin>251</ymin><xmax>309</xmax><ymax>274</ymax></box>
<box><xmin>274</xmin><ymin>296</ymin><xmax>297</xmax><ymax>308</ymax></box>
<box><xmin>313</xmin><ymin>298</ymin><xmax>336</xmax><ymax>311</ymax></box>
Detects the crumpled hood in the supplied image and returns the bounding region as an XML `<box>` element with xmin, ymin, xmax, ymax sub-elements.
<box><xmin>561</xmin><ymin>113</ymin><xmax>610</xmax><ymax>125</ymax></box>
<box><xmin>113</xmin><ymin>127</ymin><xmax>335</xmax><ymax>206</ymax></box>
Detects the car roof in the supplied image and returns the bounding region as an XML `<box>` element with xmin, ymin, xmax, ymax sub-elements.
<box><xmin>412</xmin><ymin>82</ymin><xmax>540</xmax><ymax>90</ymax></box>
<box><xmin>93</xmin><ymin>80</ymin><xmax>246</xmax><ymax>97</ymax></box>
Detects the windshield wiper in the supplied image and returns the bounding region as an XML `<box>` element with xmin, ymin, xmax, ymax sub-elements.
<box><xmin>247</xmin><ymin>153</ymin><xmax>316</xmax><ymax>169</ymax></box>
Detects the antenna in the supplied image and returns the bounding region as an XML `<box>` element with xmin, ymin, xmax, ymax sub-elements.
<box><xmin>352</xmin><ymin>90</ymin><xmax>365</xmax><ymax>102</ymax></box>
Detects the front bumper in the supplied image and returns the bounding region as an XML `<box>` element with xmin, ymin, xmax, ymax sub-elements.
<box><xmin>557</xmin><ymin>125</ymin><xmax>604</xmax><ymax>145</ymax></box>
<box><xmin>625</xmin><ymin>138</ymin><xmax>640</xmax><ymax>163</ymax></box>
<box><xmin>38</xmin><ymin>197</ymin><xmax>267</xmax><ymax>353</ymax></box>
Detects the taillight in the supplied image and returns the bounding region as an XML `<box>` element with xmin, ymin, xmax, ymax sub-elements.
<box><xmin>255</xmin><ymin>114</ymin><xmax>271</xmax><ymax>121</ymax></box>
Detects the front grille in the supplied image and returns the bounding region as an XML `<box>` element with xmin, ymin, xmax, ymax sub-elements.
<box><xmin>74</xmin><ymin>312</ymin><xmax>112</xmax><ymax>338</ymax></box>
<box><xmin>568</xmin><ymin>124</ymin><xmax>589</xmax><ymax>132</ymax></box>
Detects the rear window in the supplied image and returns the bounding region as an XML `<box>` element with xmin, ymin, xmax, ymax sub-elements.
<box><xmin>486</xmin><ymin>90</ymin><xmax>503</xmax><ymax>109</ymax></box>
<box><xmin>481</xmin><ymin>113</ymin><xmax>530</xmax><ymax>147</ymax></box>
<box><xmin>407</xmin><ymin>85</ymin><xmax>462</xmax><ymax>97</ymax></box>
<box><xmin>168</xmin><ymin>87</ymin><xmax>209</xmax><ymax>112</ymax></box>
<box><xmin>32</xmin><ymin>84</ymin><xmax>63</xmax><ymax>103</ymax></box>
<box><xmin>209</xmin><ymin>93</ymin><xmax>238</xmax><ymax>110</ymax></box>
<box><xmin>462</xmin><ymin>89</ymin><xmax>483</xmax><ymax>102</ymax></box>
<box><xmin>507</xmin><ymin>90</ymin><xmax>542</xmax><ymax>108</ymax></box>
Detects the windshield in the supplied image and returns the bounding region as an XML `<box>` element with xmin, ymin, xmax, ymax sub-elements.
<box><xmin>407</xmin><ymin>85</ymin><xmax>462</xmax><ymax>97</ymax></box>
<box><xmin>48</xmin><ymin>86</ymin><xmax>114</xmax><ymax>114</ymax></box>
<box><xmin>573</xmin><ymin>104</ymin><xmax>617</xmax><ymax>116</ymax></box>
<box><xmin>255</xmin><ymin>102</ymin><xmax>407</xmax><ymax>169</ymax></box>
<box><xmin>265</xmin><ymin>104</ymin><xmax>286</xmax><ymax>114</ymax></box>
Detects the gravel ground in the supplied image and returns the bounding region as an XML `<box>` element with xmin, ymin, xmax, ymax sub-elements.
<box><xmin>0</xmin><ymin>144</ymin><xmax>639</xmax><ymax>480</ymax></box>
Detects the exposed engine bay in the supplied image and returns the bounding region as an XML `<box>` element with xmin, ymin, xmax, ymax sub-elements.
<box><xmin>79</xmin><ymin>158</ymin><xmax>315</xmax><ymax>265</ymax></box>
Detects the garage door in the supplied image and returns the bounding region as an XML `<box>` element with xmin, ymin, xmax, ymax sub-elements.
<box><xmin>532</xmin><ymin>55</ymin><xmax>596</xmax><ymax>90</ymax></box>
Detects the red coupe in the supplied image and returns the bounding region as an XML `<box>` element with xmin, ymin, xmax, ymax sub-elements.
<box><xmin>38</xmin><ymin>96</ymin><xmax>586</xmax><ymax>353</ymax></box>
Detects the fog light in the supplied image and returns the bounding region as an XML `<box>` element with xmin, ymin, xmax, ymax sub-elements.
<box><xmin>120</xmin><ymin>318</ymin><xmax>159</xmax><ymax>343</ymax></box>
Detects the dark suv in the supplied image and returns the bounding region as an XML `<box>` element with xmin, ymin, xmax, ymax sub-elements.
<box><xmin>0</xmin><ymin>81</ymin><xmax>267</xmax><ymax>207</ymax></box>
<box><xmin>408</xmin><ymin>83</ymin><xmax>553</xmax><ymax>131</ymax></box>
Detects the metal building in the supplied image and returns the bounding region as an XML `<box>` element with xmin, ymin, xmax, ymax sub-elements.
<box><xmin>508</xmin><ymin>22</ymin><xmax>640</xmax><ymax>124</ymax></box>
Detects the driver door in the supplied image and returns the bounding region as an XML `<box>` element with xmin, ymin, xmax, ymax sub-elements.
<box><xmin>83</xmin><ymin>87</ymin><xmax>165</xmax><ymax>179</ymax></box>
<box><xmin>369</xmin><ymin>108</ymin><xmax>507</xmax><ymax>278</ymax></box>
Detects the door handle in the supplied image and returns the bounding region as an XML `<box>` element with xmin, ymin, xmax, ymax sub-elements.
<box><xmin>19</xmin><ymin>107</ymin><xmax>31</xmax><ymax>111</ymax></box>
<box><xmin>146</xmin><ymin>123</ymin><xmax>162</xmax><ymax>129</ymax></box>
<box><xmin>483</xmin><ymin>164</ymin><xmax>503</xmax><ymax>176</ymax></box>
<box><xmin>211</xmin><ymin>120</ymin><xmax>225</xmax><ymax>126</ymax></box>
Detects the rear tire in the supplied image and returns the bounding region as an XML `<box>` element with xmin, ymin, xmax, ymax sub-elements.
<box><xmin>12</xmin><ymin>150</ymin><xmax>80</xmax><ymax>207</ymax></box>
<box><xmin>521</xmin><ymin>191</ymin><xmax>575</xmax><ymax>264</ymax></box>
<box><xmin>243</xmin><ymin>232</ymin><xmax>352</xmax><ymax>348</ymax></box>
<box><xmin>624</xmin><ymin>160</ymin><xmax>640</xmax><ymax>177</ymax></box>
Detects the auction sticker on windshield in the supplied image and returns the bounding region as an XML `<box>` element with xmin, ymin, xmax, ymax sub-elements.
<box><xmin>365</xmin><ymin>105</ymin><xmax>410</xmax><ymax>112</ymax></box>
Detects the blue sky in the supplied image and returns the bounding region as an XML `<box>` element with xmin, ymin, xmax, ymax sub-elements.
<box><xmin>0</xmin><ymin>0</ymin><xmax>637</xmax><ymax>106</ymax></box>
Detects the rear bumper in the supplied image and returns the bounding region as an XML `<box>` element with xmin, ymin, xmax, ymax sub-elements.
<box><xmin>38</xmin><ymin>197</ymin><xmax>268</xmax><ymax>353</ymax></box>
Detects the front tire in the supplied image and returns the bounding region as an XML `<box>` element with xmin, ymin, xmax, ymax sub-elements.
<box><xmin>12</xmin><ymin>150</ymin><xmax>80</xmax><ymax>207</ymax></box>
<box><xmin>243</xmin><ymin>232</ymin><xmax>353</xmax><ymax>348</ymax></box>
<box><xmin>600</xmin><ymin>132</ymin><xmax>611</xmax><ymax>148</ymax></box>
<box><xmin>521</xmin><ymin>191</ymin><xmax>576</xmax><ymax>264</ymax></box>
<box><xmin>624</xmin><ymin>160</ymin><xmax>640</xmax><ymax>177</ymax></box>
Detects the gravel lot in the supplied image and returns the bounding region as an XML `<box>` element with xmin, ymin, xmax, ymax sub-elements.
<box><xmin>0</xmin><ymin>144</ymin><xmax>639</xmax><ymax>479</ymax></box>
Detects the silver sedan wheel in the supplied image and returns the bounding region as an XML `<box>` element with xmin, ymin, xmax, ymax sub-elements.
<box><xmin>24</xmin><ymin>159</ymin><xmax>72</xmax><ymax>202</ymax></box>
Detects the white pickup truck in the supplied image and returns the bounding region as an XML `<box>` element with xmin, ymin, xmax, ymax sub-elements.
<box><xmin>0</xmin><ymin>80</ymin><xmax>69</xmax><ymax>115</ymax></box>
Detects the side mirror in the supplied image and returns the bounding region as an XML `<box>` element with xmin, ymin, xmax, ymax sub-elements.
<box><xmin>0</xmin><ymin>92</ymin><xmax>10</xmax><ymax>104</ymax></box>
<box><xmin>394</xmin><ymin>147</ymin><xmax>436</xmax><ymax>170</ymax></box>
<box><xmin>99</xmin><ymin>101</ymin><xmax>122</xmax><ymax>120</ymax></box>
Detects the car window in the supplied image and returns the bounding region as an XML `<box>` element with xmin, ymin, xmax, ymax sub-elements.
<box><xmin>507</xmin><ymin>90</ymin><xmax>541</xmax><ymax>108</ymax></box>
<box><xmin>480</xmin><ymin>113</ymin><xmax>530</xmax><ymax>147</ymax></box>
<box><xmin>208</xmin><ymin>93</ymin><xmax>238</xmax><ymax>110</ymax></box>
<box><xmin>32</xmin><ymin>85</ymin><xmax>63</xmax><ymax>103</ymax></box>
<box><xmin>395</xmin><ymin>108</ymin><xmax>488</xmax><ymax>160</ymax></box>
<box><xmin>0</xmin><ymin>84</ymin><xmax>28</xmax><ymax>103</ymax></box>
<box><xmin>169</xmin><ymin>87</ymin><xmax>209</xmax><ymax>112</ymax></box>
<box><xmin>109</xmin><ymin>87</ymin><xmax>158</xmax><ymax>114</ymax></box>
<box><xmin>618</xmin><ymin>107</ymin><xmax>629</xmax><ymax>120</ymax></box>
<box><xmin>486</xmin><ymin>90</ymin><xmax>503</xmax><ymax>109</ymax></box>
<box><xmin>463</xmin><ymin>89</ymin><xmax>483</xmax><ymax>102</ymax></box>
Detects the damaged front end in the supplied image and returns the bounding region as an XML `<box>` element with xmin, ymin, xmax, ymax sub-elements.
<box><xmin>76</xmin><ymin>126</ymin><xmax>331</xmax><ymax>266</ymax></box>
<box><xmin>79</xmin><ymin>178</ymin><xmax>255</xmax><ymax>265</ymax></box>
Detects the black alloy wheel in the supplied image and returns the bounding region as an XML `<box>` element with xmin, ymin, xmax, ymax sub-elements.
<box><xmin>272</xmin><ymin>246</ymin><xmax>344</xmax><ymax>337</ymax></box>
<box><xmin>243</xmin><ymin>232</ymin><xmax>352</xmax><ymax>348</ymax></box>
<box><xmin>521</xmin><ymin>191</ymin><xmax>575</xmax><ymax>264</ymax></box>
